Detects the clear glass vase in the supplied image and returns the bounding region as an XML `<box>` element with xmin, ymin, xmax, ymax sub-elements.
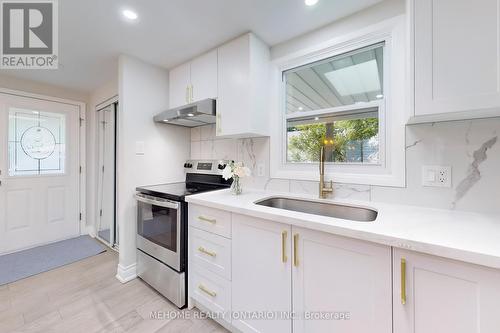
<box><xmin>230</xmin><ymin>176</ymin><xmax>242</xmax><ymax>195</ymax></box>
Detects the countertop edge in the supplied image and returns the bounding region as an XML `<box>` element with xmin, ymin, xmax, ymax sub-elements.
<box><xmin>186</xmin><ymin>193</ymin><xmax>500</xmax><ymax>270</ymax></box>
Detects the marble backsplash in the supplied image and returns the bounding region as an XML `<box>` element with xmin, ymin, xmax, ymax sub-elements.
<box><xmin>190</xmin><ymin>118</ymin><xmax>500</xmax><ymax>214</ymax></box>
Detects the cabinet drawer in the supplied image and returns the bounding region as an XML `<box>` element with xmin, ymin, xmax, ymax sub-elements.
<box><xmin>190</xmin><ymin>227</ymin><xmax>231</xmax><ymax>280</ymax></box>
<box><xmin>191</xmin><ymin>266</ymin><xmax>231</xmax><ymax>318</ymax></box>
<box><xmin>189</xmin><ymin>204</ymin><xmax>231</xmax><ymax>238</ymax></box>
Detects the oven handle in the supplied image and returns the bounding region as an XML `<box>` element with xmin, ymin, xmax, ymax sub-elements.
<box><xmin>135</xmin><ymin>194</ymin><xmax>179</xmax><ymax>209</ymax></box>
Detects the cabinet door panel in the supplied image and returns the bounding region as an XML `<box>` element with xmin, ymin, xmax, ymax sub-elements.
<box><xmin>292</xmin><ymin>227</ymin><xmax>392</xmax><ymax>333</ymax></box>
<box><xmin>394</xmin><ymin>249</ymin><xmax>500</xmax><ymax>333</ymax></box>
<box><xmin>169</xmin><ymin>62</ymin><xmax>191</xmax><ymax>108</ymax></box>
<box><xmin>232</xmin><ymin>214</ymin><xmax>292</xmax><ymax>333</ymax></box>
<box><xmin>191</xmin><ymin>49</ymin><xmax>218</xmax><ymax>102</ymax></box>
<box><xmin>414</xmin><ymin>0</ymin><xmax>500</xmax><ymax>115</ymax></box>
<box><xmin>217</xmin><ymin>35</ymin><xmax>250</xmax><ymax>137</ymax></box>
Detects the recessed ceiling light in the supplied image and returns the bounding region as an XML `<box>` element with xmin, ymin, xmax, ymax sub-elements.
<box><xmin>122</xmin><ymin>9</ymin><xmax>138</xmax><ymax>20</ymax></box>
<box><xmin>298</xmin><ymin>106</ymin><xmax>304</xmax><ymax>111</ymax></box>
<box><xmin>187</xmin><ymin>113</ymin><xmax>194</xmax><ymax>117</ymax></box>
<box><xmin>305</xmin><ymin>0</ymin><xmax>319</xmax><ymax>6</ymax></box>
<box><xmin>314</xmin><ymin>117</ymin><xmax>319</xmax><ymax>121</ymax></box>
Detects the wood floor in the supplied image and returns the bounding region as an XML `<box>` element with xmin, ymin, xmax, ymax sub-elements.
<box><xmin>0</xmin><ymin>250</ymin><xmax>229</xmax><ymax>333</ymax></box>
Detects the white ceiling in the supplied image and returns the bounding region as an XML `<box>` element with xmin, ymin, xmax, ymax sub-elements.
<box><xmin>0</xmin><ymin>0</ymin><xmax>383</xmax><ymax>94</ymax></box>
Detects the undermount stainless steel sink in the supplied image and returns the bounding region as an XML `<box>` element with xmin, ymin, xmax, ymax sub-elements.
<box><xmin>255</xmin><ymin>197</ymin><xmax>378</xmax><ymax>222</ymax></box>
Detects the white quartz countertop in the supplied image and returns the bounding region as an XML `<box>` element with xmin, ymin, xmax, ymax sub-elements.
<box><xmin>186</xmin><ymin>189</ymin><xmax>500</xmax><ymax>269</ymax></box>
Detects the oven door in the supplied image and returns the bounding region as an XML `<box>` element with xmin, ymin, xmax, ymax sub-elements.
<box><xmin>135</xmin><ymin>193</ymin><xmax>182</xmax><ymax>271</ymax></box>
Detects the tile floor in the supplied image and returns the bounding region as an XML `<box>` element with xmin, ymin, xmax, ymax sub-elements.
<box><xmin>0</xmin><ymin>250</ymin><xmax>228</xmax><ymax>332</ymax></box>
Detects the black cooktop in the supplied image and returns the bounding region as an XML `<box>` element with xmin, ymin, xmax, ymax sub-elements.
<box><xmin>136</xmin><ymin>173</ymin><xmax>231</xmax><ymax>201</ymax></box>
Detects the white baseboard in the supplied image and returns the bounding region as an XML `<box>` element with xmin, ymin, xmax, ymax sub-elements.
<box><xmin>116</xmin><ymin>263</ymin><xmax>137</xmax><ymax>283</ymax></box>
<box><xmin>86</xmin><ymin>226</ymin><xmax>96</xmax><ymax>238</ymax></box>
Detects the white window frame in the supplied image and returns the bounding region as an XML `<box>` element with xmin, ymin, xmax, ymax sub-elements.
<box><xmin>270</xmin><ymin>16</ymin><xmax>408</xmax><ymax>187</ymax></box>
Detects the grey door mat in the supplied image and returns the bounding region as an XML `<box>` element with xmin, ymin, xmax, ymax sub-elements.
<box><xmin>0</xmin><ymin>235</ymin><xmax>106</xmax><ymax>286</ymax></box>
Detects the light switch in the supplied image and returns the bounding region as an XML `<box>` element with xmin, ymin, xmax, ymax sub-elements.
<box><xmin>135</xmin><ymin>141</ymin><xmax>145</xmax><ymax>155</ymax></box>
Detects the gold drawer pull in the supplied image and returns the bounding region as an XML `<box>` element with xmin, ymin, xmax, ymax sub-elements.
<box><xmin>401</xmin><ymin>258</ymin><xmax>406</xmax><ymax>305</ymax></box>
<box><xmin>198</xmin><ymin>216</ymin><xmax>216</xmax><ymax>224</ymax></box>
<box><xmin>281</xmin><ymin>231</ymin><xmax>288</xmax><ymax>263</ymax></box>
<box><xmin>198</xmin><ymin>284</ymin><xmax>216</xmax><ymax>297</ymax></box>
<box><xmin>198</xmin><ymin>246</ymin><xmax>216</xmax><ymax>257</ymax></box>
<box><xmin>293</xmin><ymin>234</ymin><xmax>299</xmax><ymax>267</ymax></box>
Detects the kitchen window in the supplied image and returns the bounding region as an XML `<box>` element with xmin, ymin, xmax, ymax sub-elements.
<box><xmin>270</xmin><ymin>20</ymin><xmax>406</xmax><ymax>187</ymax></box>
<box><xmin>284</xmin><ymin>43</ymin><xmax>384</xmax><ymax>166</ymax></box>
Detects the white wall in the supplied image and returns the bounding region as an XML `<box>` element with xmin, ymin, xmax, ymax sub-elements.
<box><xmin>0</xmin><ymin>74</ymin><xmax>88</xmax><ymax>102</ymax></box>
<box><xmin>271</xmin><ymin>0</ymin><xmax>405</xmax><ymax>60</ymax></box>
<box><xmin>116</xmin><ymin>55</ymin><xmax>191</xmax><ymax>282</ymax></box>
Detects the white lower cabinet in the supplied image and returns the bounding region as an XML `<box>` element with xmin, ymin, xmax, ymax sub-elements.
<box><xmin>292</xmin><ymin>226</ymin><xmax>392</xmax><ymax>333</ymax></box>
<box><xmin>393</xmin><ymin>249</ymin><xmax>500</xmax><ymax>333</ymax></box>
<box><xmin>189</xmin><ymin>206</ymin><xmax>500</xmax><ymax>333</ymax></box>
<box><xmin>191</xmin><ymin>266</ymin><xmax>232</xmax><ymax>316</ymax></box>
<box><xmin>231</xmin><ymin>214</ymin><xmax>292</xmax><ymax>333</ymax></box>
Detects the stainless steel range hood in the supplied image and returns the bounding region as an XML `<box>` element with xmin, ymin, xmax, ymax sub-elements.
<box><xmin>154</xmin><ymin>99</ymin><xmax>216</xmax><ymax>127</ymax></box>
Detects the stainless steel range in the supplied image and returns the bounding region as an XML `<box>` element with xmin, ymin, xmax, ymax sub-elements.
<box><xmin>135</xmin><ymin>160</ymin><xmax>231</xmax><ymax>308</ymax></box>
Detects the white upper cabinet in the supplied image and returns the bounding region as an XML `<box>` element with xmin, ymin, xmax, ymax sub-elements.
<box><xmin>190</xmin><ymin>49</ymin><xmax>218</xmax><ymax>102</ymax></box>
<box><xmin>169</xmin><ymin>50</ymin><xmax>218</xmax><ymax>108</ymax></box>
<box><xmin>217</xmin><ymin>33</ymin><xmax>270</xmax><ymax>138</ymax></box>
<box><xmin>292</xmin><ymin>227</ymin><xmax>392</xmax><ymax>333</ymax></box>
<box><xmin>169</xmin><ymin>62</ymin><xmax>191</xmax><ymax>108</ymax></box>
<box><xmin>393</xmin><ymin>249</ymin><xmax>500</xmax><ymax>333</ymax></box>
<box><xmin>411</xmin><ymin>0</ymin><xmax>500</xmax><ymax>122</ymax></box>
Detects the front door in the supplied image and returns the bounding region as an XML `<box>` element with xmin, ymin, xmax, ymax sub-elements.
<box><xmin>0</xmin><ymin>93</ymin><xmax>80</xmax><ymax>254</ymax></box>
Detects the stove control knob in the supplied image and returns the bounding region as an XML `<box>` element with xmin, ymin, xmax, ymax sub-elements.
<box><xmin>218</xmin><ymin>163</ymin><xmax>226</xmax><ymax>170</ymax></box>
<box><xmin>184</xmin><ymin>163</ymin><xmax>192</xmax><ymax>168</ymax></box>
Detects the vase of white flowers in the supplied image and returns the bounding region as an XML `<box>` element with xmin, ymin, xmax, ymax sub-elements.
<box><xmin>222</xmin><ymin>161</ymin><xmax>251</xmax><ymax>195</ymax></box>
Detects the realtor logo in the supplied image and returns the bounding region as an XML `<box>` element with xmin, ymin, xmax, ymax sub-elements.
<box><xmin>1</xmin><ymin>0</ymin><xmax>58</xmax><ymax>69</ymax></box>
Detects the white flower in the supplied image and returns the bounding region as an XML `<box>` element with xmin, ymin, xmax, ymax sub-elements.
<box><xmin>222</xmin><ymin>165</ymin><xmax>233</xmax><ymax>180</ymax></box>
<box><xmin>234</xmin><ymin>166</ymin><xmax>251</xmax><ymax>178</ymax></box>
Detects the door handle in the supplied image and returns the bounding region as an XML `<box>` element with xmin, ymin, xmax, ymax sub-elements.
<box><xmin>281</xmin><ymin>230</ymin><xmax>288</xmax><ymax>263</ymax></box>
<box><xmin>293</xmin><ymin>234</ymin><xmax>299</xmax><ymax>267</ymax></box>
<box><xmin>401</xmin><ymin>258</ymin><xmax>406</xmax><ymax>305</ymax></box>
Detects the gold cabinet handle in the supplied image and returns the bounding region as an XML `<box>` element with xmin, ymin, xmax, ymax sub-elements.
<box><xmin>281</xmin><ymin>231</ymin><xmax>288</xmax><ymax>263</ymax></box>
<box><xmin>190</xmin><ymin>84</ymin><xmax>194</xmax><ymax>102</ymax></box>
<box><xmin>198</xmin><ymin>246</ymin><xmax>216</xmax><ymax>257</ymax></box>
<box><xmin>198</xmin><ymin>216</ymin><xmax>216</xmax><ymax>224</ymax></box>
<box><xmin>198</xmin><ymin>284</ymin><xmax>217</xmax><ymax>297</ymax></box>
<box><xmin>293</xmin><ymin>234</ymin><xmax>299</xmax><ymax>267</ymax></box>
<box><xmin>186</xmin><ymin>86</ymin><xmax>190</xmax><ymax>103</ymax></box>
<box><xmin>401</xmin><ymin>258</ymin><xmax>406</xmax><ymax>305</ymax></box>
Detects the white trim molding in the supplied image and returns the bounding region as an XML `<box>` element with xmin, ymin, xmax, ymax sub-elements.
<box><xmin>116</xmin><ymin>263</ymin><xmax>137</xmax><ymax>283</ymax></box>
<box><xmin>270</xmin><ymin>16</ymin><xmax>408</xmax><ymax>187</ymax></box>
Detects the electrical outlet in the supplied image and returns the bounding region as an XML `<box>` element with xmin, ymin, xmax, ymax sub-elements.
<box><xmin>422</xmin><ymin>166</ymin><xmax>452</xmax><ymax>188</ymax></box>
